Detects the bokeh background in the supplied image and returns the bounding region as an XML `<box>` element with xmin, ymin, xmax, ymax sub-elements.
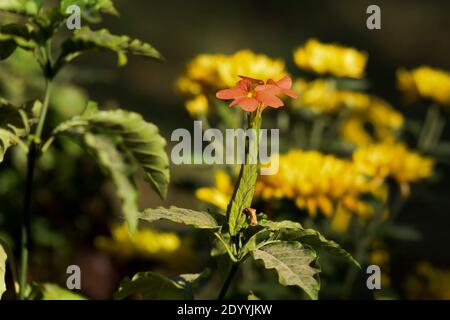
<box><xmin>1</xmin><ymin>0</ymin><xmax>450</xmax><ymax>299</ymax></box>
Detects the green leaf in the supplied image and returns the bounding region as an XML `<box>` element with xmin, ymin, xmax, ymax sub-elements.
<box><xmin>82</xmin><ymin>108</ymin><xmax>170</xmax><ymax>199</ymax></box>
<box><xmin>0</xmin><ymin>0</ymin><xmax>42</xmax><ymax>16</ymax></box>
<box><xmin>375</xmin><ymin>221</ymin><xmax>421</xmax><ymax>242</ymax></box>
<box><xmin>60</xmin><ymin>0</ymin><xmax>118</xmax><ymax>23</ymax></box>
<box><xmin>45</xmin><ymin>105</ymin><xmax>170</xmax><ymax>200</ymax></box>
<box><xmin>115</xmin><ymin>272</ymin><xmax>186</xmax><ymax>300</ymax></box>
<box><xmin>259</xmin><ymin>219</ymin><xmax>303</xmax><ymax>231</ymax></box>
<box><xmin>0</xmin><ymin>23</ymin><xmax>36</xmax><ymax>60</ymax></box>
<box><xmin>84</xmin><ymin>133</ymin><xmax>139</xmax><ymax>231</ymax></box>
<box><xmin>227</xmin><ymin>115</ymin><xmax>261</xmax><ymax>236</ymax></box>
<box><xmin>284</xmin><ymin>228</ymin><xmax>360</xmax><ymax>268</ymax></box>
<box><xmin>37</xmin><ymin>283</ymin><xmax>87</xmax><ymax>300</ymax></box>
<box><xmin>0</xmin><ymin>243</ymin><xmax>6</xmax><ymax>299</ymax></box>
<box><xmin>252</xmin><ymin>241</ymin><xmax>320</xmax><ymax>300</ymax></box>
<box><xmin>140</xmin><ymin>206</ymin><xmax>219</xmax><ymax>230</ymax></box>
<box><xmin>57</xmin><ymin>26</ymin><xmax>162</xmax><ymax>70</ymax></box>
<box><xmin>0</xmin><ymin>99</ymin><xmax>30</xmax><ymax>163</ymax></box>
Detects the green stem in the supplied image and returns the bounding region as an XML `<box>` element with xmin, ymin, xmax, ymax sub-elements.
<box><xmin>18</xmin><ymin>79</ymin><xmax>53</xmax><ymax>300</ymax></box>
<box><xmin>418</xmin><ymin>104</ymin><xmax>442</xmax><ymax>152</ymax></box>
<box><xmin>217</xmin><ymin>263</ymin><xmax>239</xmax><ymax>300</ymax></box>
<box><xmin>310</xmin><ymin>116</ymin><xmax>326</xmax><ymax>150</ymax></box>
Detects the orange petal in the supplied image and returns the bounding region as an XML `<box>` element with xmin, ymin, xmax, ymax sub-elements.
<box><xmin>276</xmin><ymin>76</ymin><xmax>293</xmax><ymax>90</ymax></box>
<box><xmin>256</xmin><ymin>91</ymin><xmax>284</xmax><ymax>108</ymax></box>
<box><xmin>216</xmin><ymin>87</ymin><xmax>246</xmax><ymax>100</ymax></box>
<box><xmin>237</xmin><ymin>97</ymin><xmax>259</xmax><ymax>111</ymax></box>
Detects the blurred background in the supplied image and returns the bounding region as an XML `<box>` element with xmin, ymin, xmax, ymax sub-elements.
<box><xmin>1</xmin><ymin>0</ymin><xmax>450</xmax><ymax>300</ymax></box>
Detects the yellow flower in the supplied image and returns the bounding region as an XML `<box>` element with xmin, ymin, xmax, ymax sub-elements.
<box><xmin>406</xmin><ymin>262</ymin><xmax>450</xmax><ymax>300</ymax></box>
<box><xmin>293</xmin><ymin>39</ymin><xmax>368</xmax><ymax>78</ymax></box>
<box><xmin>95</xmin><ymin>223</ymin><xmax>181</xmax><ymax>260</ymax></box>
<box><xmin>217</xmin><ymin>50</ymin><xmax>287</xmax><ymax>88</ymax></box>
<box><xmin>176</xmin><ymin>50</ymin><xmax>288</xmax><ymax>116</ymax></box>
<box><xmin>196</xmin><ymin>170</ymin><xmax>233</xmax><ymax>210</ymax></box>
<box><xmin>399</xmin><ymin>66</ymin><xmax>450</xmax><ymax>106</ymax></box>
<box><xmin>185</xmin><ymin>94</ymin><xmax>209</xmax><ymax>116</ymax></box>
<box><xmin>292</xmin><ymin>78</ymin><xmax>369</xmax><ymax>114</ymax></box>
<box><xmin>256</xmin><ymin>150</ymin><xmax>372</xmax><ymax>218</ymax></box>
<box><xmin>397</xmin><ymin>66</ymin><xmax>450</xmax><ymax>107</ymax></box>
<box><xmin>353</xmin><ymin>143</ymin><xmax>434</xmax><ymax>196</ymax></box>
<box><xmin>340</xmin><ymin>97</ymin><xmax>404</xmax><ymax>146</ymax></box>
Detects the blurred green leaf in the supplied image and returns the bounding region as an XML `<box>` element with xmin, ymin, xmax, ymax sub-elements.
<box><xmin>115</xmin><ymin>272</ymin><xmax>186</xmax><ymax>300</ymax></box>
<box><xmin>36</xmin><ymin>283</ymin><xmax>87</xmax><ymax>300</ymax></box>
<box><xmin>84</xmin><ymin>133</ymin><xmax>139</xmax><ymax>231</ymax></box>
<box><xmin>252</xmin><ymin>241</ymin><xmax>320</xmax><ymax>300</ymax></box>
<box><xmin>375</xmin><ymin>221</ymin><xmax>422</xmax><ymax>242</ymax></box>
<box><xmin>57</xmin><ymin>26</ymin><xmax>162</xmax><ymax>70</ymax></box>
<box><xmin>0</xmin><ymin>23</ymin><xmax>36</xmax><ymax>60</ymax></box>
<box><xmin>140</xmin><ymin>206</ymin><xmax>220</xmax><ymax>230</ymax></box>
<box><xmin>0</xmin><ymin>99</ymin><xmax>30</xmax><ymax>163</ymax></box>
<box><xmin>0</xmin><ymin>0</ymin><xmax>42</xmax><ymax>16</ymax></box>
<box><xmin>0</xmin><ymin>242</ymin><xmax>6</xmax><ymax>299</ymax></box>
<box><xmin>60</xmin><ymin>0</ymin><xmax>118</xmax><ymax>23</ymax></box>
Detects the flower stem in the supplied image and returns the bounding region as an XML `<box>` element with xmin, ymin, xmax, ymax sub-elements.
<box><xmin>18</xmin><ymin>79</ymin><xmax>53</xmax><ymax>300</ymax></box>
<box><xmin>217</xmin><ymin>263</ymin><xmax>239</xmax><ymax>300</ymax></box>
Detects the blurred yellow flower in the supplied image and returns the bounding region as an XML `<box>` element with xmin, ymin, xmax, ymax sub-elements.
<box><xmin>340</xmin><ymin>97</ymin><xmax>404</xmax><ymax>146</ymax></box>
<box><xmin>397</xmin><ymin>66</ymin><xmax>450</xmax><ymax>107</ymax></box>
<box><xmin>293</xmin><ymin>78</ymin><xmax>369</xmax><ymax>114</ymax></box>
<box><xmin>294</xmin><ymin>39</ymin><xmax>368</xmax><ymax>78</ymax></box>
<box><xmin>185</xmin><ymin>94</ymin><xmax>209</xmax><ymax>116</ymax></box>
<box><xmin>256</xmin><ymin>150</ymin><xmax>372</xmax><ymax>218</ymax></box>
<box><xmin>177</xmin><ymin>50</ymin><xmax>287</xmax><ymax>96</ymax></box>
<box><xmin>95</xmin><ymin>223</ymin><xmax>181</xmax><ymax>260</ymax></box>
<box><xmin>353</xmin><ymin>143</ymin><xmax>434</xmax><ymax>197</ymax></box>
<box><xmin>406</xmin><ymin>262</ymin><xmax>450</xmax><ymax>300</ymax></box>
<box><xmin>196</xmin><ymin>170</ymin><xmax>233</xmax><ymax>210</ymax></box>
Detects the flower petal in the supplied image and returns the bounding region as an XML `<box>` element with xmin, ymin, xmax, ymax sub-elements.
<box><xmin>216</xmin><ymin>87</ymin><xmax>246</xmax><ymax>100</ymax></box>
<box><xmin>275</xmin><ymin>76</ymin><xmax>293</xmax><ymax>90</ymax></box>
<box><xmin>237</xmin><ymin>97</ymin><xmax>259</xmax><ymax>111</ymax></box>
<box><xmin>256</xmin><ymin>91</ymin><xmax>284</xmax><ymax>108</ymax></box>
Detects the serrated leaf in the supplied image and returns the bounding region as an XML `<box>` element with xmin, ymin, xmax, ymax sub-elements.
<box><xmin>284</xmin><ymin>228</ymin><xmax>360</xmax><ymax>268</ymax></box>
<box><xmin>0</xmin><ymin>243</ymin><xmax>6</xmax><ymax>299</ymax></box>
<box><xmin>84</xmin><ymin>133</ymin><xmax>139</xmax><ymax>231</ymax></box>
<box><xmin>60</xmin><ymin>0</ymin><xmax>118</xmax><ymax>23</ymax></box>
<box><xmin>115</xmin><ymin>272</ymin><xmax>186</xmax><ymax>300</ymax></box>
<box><xmin>82</xmin><ymin>108</ymin><xmax>170</xmax><ymax>199</ymax></box>
<box><xmin>57</xmin><ymin>26</ymin><xmax>162</xmax><ymax>70</ymax></box>
<box><xmin>45</xmin><ymin>105</ymin><xmax>170</xmax><ymax>200</ymax></box>
<box><xmin>252</xmin><ymin>241</ymin><xmax>320</xmax><ymax>300</ymax></box>
<box><xmin>259</xmin><ymin>219</ymin><xmax>303</xmax><ymax>231</ymax></box>
<box><xmin>140</xmin><ymin>206</ymin><xmax>219</xmax><ymax>230</ymax></box>
<box><xmin>227</xmin><ymin>115</ymin><xmax>261</xmax><ymax>236</ymax></box>
<box><xmin>0</xmin><ymin>0</ymin><xmax>42</xmax><ymax>16</ymax></box>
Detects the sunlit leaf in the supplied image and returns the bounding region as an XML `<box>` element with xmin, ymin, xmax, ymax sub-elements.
<box><xmin>227</xmin><ymin>115</ymin><xmax>261</xmax><ymax>236</ymax></box>
<box><xmin>281</xmin><ymin>228</ymin><xmax>360</xmax><ymax>268</ymax></box>
<box><xmin>60</xmin><ymin>0</ymin><xmax>118</xmax><ymax>23</ymax></box>
<box><xmin>57</xmin><ymin>26</ymin><xmax>162</xmax><ymax>70</ymax></box>
<box><xmin>252</xmin><ymin>241</ymin><xmax>320</xmax><ymax>300</ymax></box>
<box><xmin>0</xmin><ymin>99</ymin><xmax>30</xmax><ymax>163</ymax></box>
<box><xmin>115</xmin><ymin>272</ymin><xmax>186</xmax><ymax>300</ymax></box>
<box><xmin>0</xmin><ymin>243</ymin><xmax>6</xmax><ymax>299</ymax></box>
<box><xmin>140</xmin><ymin>206</ymin><xmax>219</xmax><ymax>230</ymax></box>
<box><xmin>37</xmin><ymin>283</ymin><xmax>87</xmax><ymax>300</ymax></box>
<box><xmin>0</xmin><ymin>0</ymin><xmax>42</xmax><ymax>16</ymax></box>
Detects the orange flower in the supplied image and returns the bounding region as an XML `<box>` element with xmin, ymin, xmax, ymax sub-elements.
<box><xmin>216</xmin><ymin>75</ymin><xmax>296</xmax><ymax>112</ymax></box>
